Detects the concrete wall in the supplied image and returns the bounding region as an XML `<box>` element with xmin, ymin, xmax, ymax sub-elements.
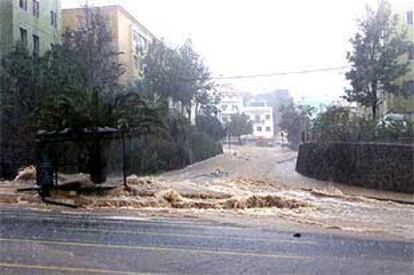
<box><xmin>296</xmin><ymin>142</ymin><xmax>414</xmax><ymax>193</ymax></box>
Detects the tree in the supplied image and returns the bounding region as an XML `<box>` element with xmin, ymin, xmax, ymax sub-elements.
<box><xmin>279</xmin><ymin>103</ymin><xmax>314</xmax><ymax>149</ymax></box>
<box><xmin>33</xmin><ymin>8</ymin><xmax>163</xmax><ymax>183</ymax></box>
<box><xmin>0</xmin><ymin>43</ymin><xmax>45</xmax><ymax>177</ymax></box>
<box><xmin>195</xmin><ymin>114</ymin><xmax>226</xmax><ymax>141</ymax></box>
<box><xmin>312</xmin><ymin>105</ymin><xmax>352</xmax><ymax>142</ymax></box>
<box><xmin>0</xmin><ymin>7</ymin><xmax>163</xmax><ymax>181</ymax></box>
<box><xmin>226</xmin><ymin>113</ymin><xmax>253</xmax><ymax>144</ymax></box>
<box><xmin>140</xmin><ymin>38</ymin><xmax>216</xmax><ymax>122</ymax></box>
<box><xmin>176</xmin><ymin>39</ymin><xmax>215</xmax><ymax>120</ymax></box>
<box><xmin>139</xmin><ymin>40</ymin><xmax>177</xmax><ymax>104</ymax></box>
<box><xmin>344</xmin><ymin>0</ymin><xmax>412</xmax><ymax>120</ymax></box>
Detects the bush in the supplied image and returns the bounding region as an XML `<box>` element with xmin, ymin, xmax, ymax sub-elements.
<box><xmin>312</xmin><ymin>105</ymin><xmax>413</xmax><ymax>143</ymax></box>
<box><xmin>106</xmin><ymin>113</ymin><xmax>223</xmax><ymax>176</ymax></box>
<box><xmin>189</xmin><ymin>130</ymin><xmax>223</xmax><ymax>162</ymax></box>
<box><xmin>195</xmin><ymin>115</ymin><xmax>226</xmax><ymax>141</ymax></box>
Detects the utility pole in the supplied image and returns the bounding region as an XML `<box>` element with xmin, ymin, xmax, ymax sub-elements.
<box><xmin>227</xmin><ymin>130</ymin><xmax>231</xmax><ymax>151</ymax></box>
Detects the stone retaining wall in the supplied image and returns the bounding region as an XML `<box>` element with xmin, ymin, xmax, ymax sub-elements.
<box><xmin>296</xmin><ymin>142</ymin><xmax>414</xmax><ymax>193</ymax></box>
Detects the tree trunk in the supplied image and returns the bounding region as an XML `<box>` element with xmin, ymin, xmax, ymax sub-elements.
<box><xmin>371</xmin><ymin>84</ymin><xmax>378</xmax><ymax>120</ymax></box>
<box><xmin>187</xmin><ymin>106</ymin><xmax>192</xmax><ymax>124</ymax></box>
<box><xmin>195</xmin><ymin>102</ymin><xmax>199</xmax><ymax>124</ymax></box>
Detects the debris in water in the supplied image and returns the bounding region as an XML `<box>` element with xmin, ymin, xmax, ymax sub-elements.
<box><xmin>194</xmin><ymin>169</ymin><xmax>229</xmax><ymax>179</ymax></box>
<box><xmin>127</xmin><ymin>175</ymin><xmax>152</xmax><ymax>185</ymax></box>
<box><xmin>182</xmin><ymin>192</ymin><xmax>231</xmax><ymax>200</ymax></box>
<box><xmin>157</xmin><ymin>189</ymin><xmax>184</xmax><ymax>204</ymax></box>
<box><xmin>14</xmin><ymin>166</ymin><xmax>36</xmax><ymax>181</ymax></box>
<box><xmin>222</xmin><ymin>195</ymin><xmax>308</xmax><ymax>210</ymax></box>
<box><xmin>310</xmin><ymin>187</ymin><xmax>344</xmax><ymax>198</ymax></box>
<box><xmin>293</xmin><ymin>233</ymin><xmax>301</xmax><ymax>238</ymax></box>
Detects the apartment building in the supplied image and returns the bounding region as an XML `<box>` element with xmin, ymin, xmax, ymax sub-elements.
<box><xmin>62</xmin><ymin>5</ymin><xmax>156</xmax><ymax>84</ymax></box>
<box><xmin>364</xmin><ymin>5</ymin><xmax>414</xmax><ymax>121</ymax></box>
<box><xmin>0</xmin><ymin>0</ymin><xmax>61</xmax><ymax>177</ymax></box>
<box><xmin>0</xmin><ymin>0</ymin><xmax>61</xmax><ymax>61</ymax></box>
<box><xmin>377</xmin><ymin>6</ymin><xmax>414</xmax><ymax>119</ymax></box>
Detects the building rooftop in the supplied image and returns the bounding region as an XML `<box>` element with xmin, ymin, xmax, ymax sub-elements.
<box><xmin>62</xmin><ymin>5</ymin><xmax>156</xmax><ymax>39</ymax></box>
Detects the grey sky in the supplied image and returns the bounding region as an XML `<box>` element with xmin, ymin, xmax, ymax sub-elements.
<box><xmin>62</xmin><ymin>0</ymin><xmax>412</xmax><ymax>103</ymax></box>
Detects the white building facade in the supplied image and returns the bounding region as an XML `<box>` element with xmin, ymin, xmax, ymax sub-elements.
<box><xmin>243</xmin><ymin>105</ymin><xmax>274</xmax><ymax>139</ymax></box>
<box><xmin>218</xmin><ymin>93</ymin><xmax>244</xmax><ymax>124</ymax></box>
<box><xmin>218</xmin><ymin>91</ymin><xmax>275</xmax><ymax>140</ymax></box>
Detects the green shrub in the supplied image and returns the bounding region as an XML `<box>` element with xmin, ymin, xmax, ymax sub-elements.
<box><xmin>189</xmin><ymin>130</ymin><xmax>223</xmax><ymax>162</ymax></box>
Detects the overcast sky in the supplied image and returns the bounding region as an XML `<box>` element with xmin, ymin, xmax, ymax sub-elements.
<box><xmin>62</xmin><ymin>0</ymin><xmax>412</xmax><ymax>103</ymax></box>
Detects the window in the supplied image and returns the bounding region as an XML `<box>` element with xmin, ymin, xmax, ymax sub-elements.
<box><xmin>134</xmin><ymin>56</ymin><xmax>140</xmax><ymax>70</ymax></box>
<box><xmin>133</xmin><ymin>31</ymin><xmax>148</xmax><ymax>56</ymax></box>
<box><xmin>256</xmin><ymin>126</ymin><xmax>262</xmax><ymax>132</ymax></box>
<box><xmin>221</xmin><ymin>104</ymin><xmax>228</xmax><ymax>111</ymax></box>
<box><xmin>265</xmin><ymin>114</ymin><xmax>270</xmax><ymax>120</ymax></box>
<box><xmin>33</xmin><ymin>0</ymin><xmax>39</xmax><ymax>18</ymax></box>
<box><xmin>255</xmin><ymin>114</ymin><xmax>260</xmax><ymax>122</ymax></box>
<box><xmin>409</xmin><ymin>46</ymin><xmax>414</xmax><ymax>61</ymax></box>
<box><xmin>407</xmin><ymin>10</ymin><xmax>413</xmax><ymax>25</ymax></box>
<box><xmin>133</xmin><ymin>31</ymin><xmax>139</xmax><ymax>54</ymax></box>
<box><xmin>231</xmin><ymin>105</ymin><xmax>238</xmax><ymax>111</ymax></box>
<box><xmin>20</xmin><ymin>28</ymin><xmax>27</xmax><ymax>46</ymax></box>
<box><xmin>138</xmin><ymin>34</ymin><xmax>148</xmax><ymax>55</ymax></box>
<box><xmin>266</xmin><ymin>127</ymin><xmax>271</xmax><ymax>132</ymax></box>
<box><xmin>19</xmin><ymin>0</ymin><xmax>27</xmax><ymax>10</ymax></box>
<box><xmin>32</xmin><ymin>35</ymin><xmax>39</xmax><ymax>55</ymax></box>
<box><xmin>50</xmin><ymin>11</ymin><xmax>57</xmax><ymax>27</ymax></box>
<box><xmin>251</xmin><ymin>102</ymin><xmax>265</xmax><ymax>107</ymax></box>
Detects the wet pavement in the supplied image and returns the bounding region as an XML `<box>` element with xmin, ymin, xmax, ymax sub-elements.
<box><xmin>0</xmin><ymin>207</ymin><xmax>413</xmax><ymax>275</ymax></box>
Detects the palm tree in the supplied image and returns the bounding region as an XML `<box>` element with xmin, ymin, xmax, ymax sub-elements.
<box><xmin>34</xmin><ymin>87</ymin><xmax>164</xmax><ymax>184</ymax></box>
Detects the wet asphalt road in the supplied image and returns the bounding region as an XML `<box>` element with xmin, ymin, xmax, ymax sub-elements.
<box><xmin>0</xmin><ymin>207</ymin><xmax>413</xmax><ymax>275</ymax></box>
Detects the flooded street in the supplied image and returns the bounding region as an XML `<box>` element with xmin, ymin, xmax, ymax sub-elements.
<box><xmin>1</xmin><ymin>145</ymin><xmax>413</xmax><ymax>240</ymax></box>
<box><xmin>157</xmin><ymin>146</ymin><xmax>414</xmax><ymax>240</ymax></box>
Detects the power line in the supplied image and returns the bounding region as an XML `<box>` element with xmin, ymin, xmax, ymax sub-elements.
<box><xmin>212</xmin><ymin>66</ymin><xmax>349</xmax><ymax>80</ymax></box>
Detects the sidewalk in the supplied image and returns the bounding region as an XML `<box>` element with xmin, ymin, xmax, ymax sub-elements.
<box><xmin>273</xmin><ymin>156</ymin><xmax>414</xmax><ymax>204</ymax></box>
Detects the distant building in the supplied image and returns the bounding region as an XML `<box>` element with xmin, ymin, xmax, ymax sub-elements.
<box><xmin>255</xmin><ymin>89</ymin><xmax>293</xmax><ymax>135</ymax></box>
<box><xmin>243</xmin><ymin>101</ymin><xmax>274</xmax><ymax>139</ymax></box>
<box><xmin>218</xmin><ymin>91</ymin><xmax>245</xmax><ymax>124</ymax></box>
<box><xmin>217</xmin><ymin>86</ymin><xmax>275</xmax><ymax>140</ymax></box>
<box><xmin>62</xmin><ymin>5</ymin><xmax>156</xmax><ymax>84</ymax></box>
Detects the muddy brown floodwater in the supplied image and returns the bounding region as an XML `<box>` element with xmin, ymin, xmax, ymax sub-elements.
<box><xmin>1</xmin><ymin>146</ymin><xmax>413</xmax><ymax>240</ymax></box>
